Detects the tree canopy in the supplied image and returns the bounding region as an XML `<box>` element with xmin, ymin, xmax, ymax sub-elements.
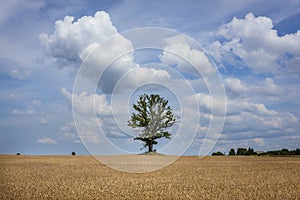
<box><xmin>128</xmin><ymin>94</ymin><xmax>176</xmax><ymax>153</ymax></box>
<box><xmin>228</xmin><ymin>148</ymin><xmax>235</xmax><ymax>156</ymax></box>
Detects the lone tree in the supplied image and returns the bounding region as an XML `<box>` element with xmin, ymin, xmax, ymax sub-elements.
<box><xmin>128</xmin><ymin>94</ymin><xmax>176</xmax><ymax>153</ymax></box>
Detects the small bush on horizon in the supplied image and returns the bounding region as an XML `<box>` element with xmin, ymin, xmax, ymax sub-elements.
<box><xmin>212</xmin><ymin>151</ymin><xmax>225</xmax><ymax>156</ymax></box>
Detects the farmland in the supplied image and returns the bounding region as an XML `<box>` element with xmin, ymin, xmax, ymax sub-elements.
<box><xmin>1</xmin><ymin>155</ymin><xmax>299</xmax><ymax>199</ymax></box>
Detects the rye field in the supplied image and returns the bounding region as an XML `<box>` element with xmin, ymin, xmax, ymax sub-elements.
<box><xmin>1</xmin><ymin>155</ymin><xmax>299</xmax><ymax>199</ymax></box>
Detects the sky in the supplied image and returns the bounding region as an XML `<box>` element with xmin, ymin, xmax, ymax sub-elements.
<box><xmin>0</xmin><ymin>0</ymin><xmax>300</xmax><ymax>156</ymax></box>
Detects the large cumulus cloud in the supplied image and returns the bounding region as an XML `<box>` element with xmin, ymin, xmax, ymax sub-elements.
<box><xmin>210</xmin><ymin>13</ymin><xmax>300</xmax><ymax>76</ymax></box>
<box><xmin>39</xmin><ymin>11</ymin><xmax>117</xmax><ymax>63</ymax></box>
<box><xmin>40</xmin><ymin>11</ymin><xmax>174</xmax><ymax>94</ymax></box>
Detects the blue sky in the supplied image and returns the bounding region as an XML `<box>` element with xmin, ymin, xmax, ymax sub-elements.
<box><xmin>0</xmin><ymin>0</ymin><xmax>300</xmax><ymax>155</ymax></box>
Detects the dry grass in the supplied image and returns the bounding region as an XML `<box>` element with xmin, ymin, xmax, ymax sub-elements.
<box><xmin>1</xmin><ymin>155</ymin><xmax>300</xmax><ymax>199</ymax></box>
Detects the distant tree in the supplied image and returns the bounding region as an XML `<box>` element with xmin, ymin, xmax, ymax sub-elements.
<box><xmin>212</xmin><ymin>151</ymin><xmax>225</xmax><ymax>156</ymax></box>
<box><xmin>266</xmin><ymin>150</ymin><xmax>280</xmax><ymax>155</ymax></box>
<box><xmin>128</xmin><ymin>94</ymin><xmax>176</xmax><ymax>153</ymax></box>
<box><xmin>280</xmin><ymin>148</ymin><xmax>289</xmax><ymax>155</ymax></box>
<box><xmin>71</xmin><ymin>151</ymin><xmax>76</xmax><ymax>156</ymax></box>
<box><xmin>246</xmin><ymin>147</ymin><xmax>256</xmax><ymax>155</ymax></box>
<box><xmin>16</xmin><ymin>153</ymin><xmax>21</xmax><ymax>155</ymax></box>
<box><xmin>236</xmin><ymin>148</ymin><xmax>248</xmax><ymax>155</ymax></box>
<box><xmin>229</xmin><ymin>148</ymin><xmax>235</xmax><ymax>156</ymax></box>
<box><xmin>256</xmin><ymin>148</ymin><xmax>299</xmax><ymax>156</ymax></box>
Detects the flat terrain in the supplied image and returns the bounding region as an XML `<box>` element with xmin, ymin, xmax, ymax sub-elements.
<box><xmin>1</xmin><ymin>155</ymin><xmax>300</xmax><ymax>199</ymax></box>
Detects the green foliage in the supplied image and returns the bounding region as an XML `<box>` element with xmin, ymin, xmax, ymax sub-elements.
<box><xmin>236</xmin><ymin>148</ymin><xmax>248</xmax><ymax>155</ymax></box>
<box><xmin>263</xmin><ymin>148</ymin><xmax>300</xmax><ymax>156</ymax></box>
<box><xmin>228</xmin><ymin>147</ymin><xmax>300</xmax><ymax>156</ymax></box>
<box><xmin>246</xmin><ymin>147</ymin><xmax>256</xmax><ymax>155</ymax></box>
<box><xmin>235</xmin><ymin>147</ymin><xmax>256</xmax><ymax>156</ymax></box>
<box><xmin>279</xmin><ymin>148</ymin><xmax>289</xmax><ymax>155</ymax></box>
<box><xmin>212</xmin><ymin>151</ymin><xmax>225</xmax><ymax>156</ymax></box>
<box><xmin>228</xmin><ymin>148</ymin><xmax>235</xmax><ymax>156</ymax></box>
<box><xmin>128</xmin><ymin>94</ymin><xmax>176</xmax><ymax>152</ymax></box>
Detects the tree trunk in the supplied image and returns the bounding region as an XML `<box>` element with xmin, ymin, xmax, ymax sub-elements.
<box><xmin>148</xmin><ymin>143</ymin><xmax>153</xmax><ymax>152</ymax></box>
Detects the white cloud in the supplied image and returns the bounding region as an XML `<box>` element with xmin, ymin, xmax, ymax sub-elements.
<box><xmin>224</xmin><ymin>77</ymin><xmax>247</xmax><ymax>95</ymax></box>
<box><xmin>185</xmin><ymin>91</ymin><xmax>226</xmax><ymax>118</ymax></box>
<box><xmin>60</xmin><ymin>119</ymin><xmax>103</xmax><ymax>145</ymax></box>
<box><xmin>30</xmin><ymin>99</ymin><xmax>42</xmax><ymax>106</ymax></box>
<box><xmin>224</xmin><ymin>77</ymin><xmax>283</xmax><ymax>100</ymax></box>
<box><xmin>9</xmin><ymin>93</ymin><xmax>15</xmax><ymax>99</ymax></box>
<box><xmin>60</xmin><ymin>121</ymin><xmax>75</xmax><ymax>132</ymax></box>
<box><xmin>74</xmin><ymin>140</ymin><xmax>81</xmax><ymax>144</ymax></box>
<box><xmin>60</xmin><ymin>121</ymin><xmax>79</xmax><ymax>142</ymax></box>
<box><xmin>187</xmin><ymin>90</ymin><xmax>299</xmax><ymax>142</ymax></box>
<box><xmin>11</xmin><ymin>109</ymin><xmax>23</xmax><ymax>115</ymax></box>
<box><xmin>254</xmin><ymin>138</ymin><xmax>265</xmax><ymax>146</ymax></box>
<box><xmin>251</xmin><ymin>78</ymin><xmax>283</xmax><ymax>96</ymax></box>
<box><xmin>11</xmin><ymin>109</ymin><xmax>36</xmax><ymax>116</ymax></box>
<box><xmin>40</xmin><ymin>118</ymin><xmax>48</xmax><ymax>125</ymax></box>
<box><xmin>71</xmin><ymin>115</ymin><xmax>101</xmax><ymax>145</ymax></box>
<box><xmin>39</xmin><ymin>11</ymin><xmax>137</xmax><ymax>93</ymax></box>
<box><xmin>39</xmin><ymin>11</ymin><xmax>118</xmax><ymax>63</ymax></box>
<box><xmin>160</xmin><ymin>35</ymin><xmax>215</xmax><ymax>76</ymax></box>
<box><xmin>40</xmin><ymin>11</ymin><xmax>173</xmax><ymax>94</ymax></box>
<box><xmin>211</xmin><ymin>13</ymin><xmax>300</xmax><ymax>75</ymax></box>
<box><xmin>224</xmin><ymin>100</ymin><xmax>298</xmax><ymax>135</ymax></box>
<box><xmin>112</xmin><ymin>67</ymin><xmax>171</xmax><ymax>93</ymax></box>
<box><xmin>9</xmin><ymin>69</ymin><xmax>31</xmax><ymax>80</ymax></box>
<box><xmin>37</xmin><ymin>137</ymin><xmax>57</xmax><ymax>144</ymax></box>
<box><xmin>22</xmin><ymin>109</ymin><xmax>35</xmax><ymax>115</ymax></box>
<box><xmin>254</xmin><ymin>103</ymin><xmax>277</xmax><ymax>116</ymax></box>
<box><xmin>226</xmin><ymin>98</ymin><xmax>278</xmax><ymax>117</ymax></box>
<box><xmin>62</xmin><ymin>132</ymin><xmax>77</xmax><ymax>140</ymax></box>
<box><xmin>0</xmin><ymin>1</ymin><xmax>44</xmax><ymax>26</ymax></box>
<box><xmin>61</xmin><ymin>87</ymin><xmax>111</xmax><ymax>116</ymax></box>
<box><xmin>61</xmin><ymin>88</ymin><xmax>128</xmax><ymax>144</ymax></box>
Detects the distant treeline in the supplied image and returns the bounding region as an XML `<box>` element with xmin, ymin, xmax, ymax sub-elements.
<box><xmin>212</xmin><ymin>148</ymin><xmax>300</xmax><ymax>156</ymax></box>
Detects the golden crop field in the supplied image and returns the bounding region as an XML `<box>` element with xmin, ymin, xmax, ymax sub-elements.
<box><xmin>1</xmin><ymin>155</ymin><xmax>300</xmax><ymax>199</ymax></box>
